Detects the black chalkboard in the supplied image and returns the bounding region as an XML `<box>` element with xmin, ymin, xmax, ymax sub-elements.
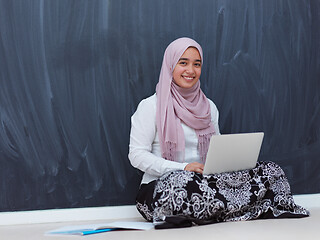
<box><xmin>0</xmin><ymin>0</ymin><xmax>319</xmax><ymax>212</ymax></box>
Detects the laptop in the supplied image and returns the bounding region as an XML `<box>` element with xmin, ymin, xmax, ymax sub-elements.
<box><xmin>203</xmin><ymin>132</ymin><xmax>264</xmax><ymax>174</ymax></box>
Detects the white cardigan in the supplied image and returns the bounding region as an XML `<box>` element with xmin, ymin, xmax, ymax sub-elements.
<box><xmin>128</xmin><ymin>94</ymin><xmax>220</xmax><ymax>184</ymax></box>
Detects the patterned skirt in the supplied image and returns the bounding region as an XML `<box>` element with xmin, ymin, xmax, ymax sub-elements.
<box><xmin>136</xmin><ymin>161</ymin><xmax>309</xmax><ymax>224</ymax></box>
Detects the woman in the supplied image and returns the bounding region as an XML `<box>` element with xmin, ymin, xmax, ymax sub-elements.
<box><xmin>128</xmin><ymin>37</ymin><xmax>309</xmax><ymax>225</ymax></box>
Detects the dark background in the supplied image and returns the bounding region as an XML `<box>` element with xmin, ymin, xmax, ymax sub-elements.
<box><xmin>0</xmin><ymin>0</ymin><xmax>319</xmax><ymax>212</ymax></box>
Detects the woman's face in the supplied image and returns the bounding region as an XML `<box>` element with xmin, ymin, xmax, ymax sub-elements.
<box><xmin>172</xmin><ymin>47</ymin><xmax>202</xmax><ymax>88</ymax></box>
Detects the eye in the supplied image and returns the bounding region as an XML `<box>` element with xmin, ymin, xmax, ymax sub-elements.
<box><xmin>179</xmin><ymin>61</ymin><xmax>187</xmax><ymax>65</ymax></box>
<box><xmin>194</xmin><ymin>63</ymin><xmax>201</xmax><ymax>67</ymax></box>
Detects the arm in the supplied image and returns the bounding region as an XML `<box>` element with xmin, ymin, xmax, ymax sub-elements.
<box><xmin>128</xmin><ymin>96</ymin><xmax>188</xmax><ymax>178</ymax></box>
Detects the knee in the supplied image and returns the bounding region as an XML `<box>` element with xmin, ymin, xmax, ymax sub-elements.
<box><xmin>259</xmin><ymin>161</ymin><xmax>285</xmax><ymax>178</ymax></box>
<box><xmin>156</xmin><ymin>170</ymin><xmax>196</xmax><ymax>190</ymax></box>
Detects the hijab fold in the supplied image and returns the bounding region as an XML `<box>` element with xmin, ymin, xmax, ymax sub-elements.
<box><xmin>156</xmin><ymin>37</ymin><xmax>215</xmax><ymax>163</ymax></box>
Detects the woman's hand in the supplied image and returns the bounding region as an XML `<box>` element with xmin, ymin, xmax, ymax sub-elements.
<box><xmin>184</xmin><ymin>162</ymin><xmax>204</xmax><ymax>174</ymax></box>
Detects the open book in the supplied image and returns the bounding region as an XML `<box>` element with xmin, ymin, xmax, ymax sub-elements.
<box><xmin>46</xmin><ymin>221</ymin><xmax>154</xmax><ymax>235</ymax></box>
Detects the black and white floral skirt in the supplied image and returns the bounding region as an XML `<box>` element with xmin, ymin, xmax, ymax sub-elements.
<box><xmin>136</xmin><ymin>161</ymin><xmax>309</xmax><ymax>224</ymax></box>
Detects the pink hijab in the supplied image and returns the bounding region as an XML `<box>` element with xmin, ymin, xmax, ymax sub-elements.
<box><xmin>156</xmin><ymin>37</ymin><xmax>215</xmax><ymax>163</ymax></box>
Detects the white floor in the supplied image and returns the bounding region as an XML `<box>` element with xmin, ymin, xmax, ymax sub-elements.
<box><xmin>0</xmin><ymin>194</ymin><xmax>319</xmax><ymax>240</ymax></box>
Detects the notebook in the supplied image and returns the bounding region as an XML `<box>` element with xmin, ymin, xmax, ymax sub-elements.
<box><xmin>203</xmin><ymin>132</ymin><xmax>264</xmax><ymax>174</ymax></box>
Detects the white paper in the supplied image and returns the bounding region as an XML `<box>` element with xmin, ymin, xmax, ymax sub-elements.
<box><xmin>46</xmin><ymin>221</ymin><xmax>154</xmax><ymax>235</ymax></box>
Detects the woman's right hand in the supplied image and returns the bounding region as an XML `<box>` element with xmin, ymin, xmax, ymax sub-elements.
<box><xmin>184</xmin><ymin>162</ymin><xmax>204</xmax><ymax>174</ymax></box>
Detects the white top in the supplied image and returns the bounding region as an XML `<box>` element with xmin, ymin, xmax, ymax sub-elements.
<box><xmin>128</xmin><ymin>94</ymin><xmax>220</xmax><ymax>184</ymax></box>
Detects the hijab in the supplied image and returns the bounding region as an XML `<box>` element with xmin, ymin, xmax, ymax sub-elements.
<box><xmin>156</xmin><ymin>37</ymin><xmax>215</xmax><ymax>163</ymax></box>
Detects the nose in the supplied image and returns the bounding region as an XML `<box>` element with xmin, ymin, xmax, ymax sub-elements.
<box><xmin>186</xmin><ymin>64</ymin><xmax>195</xmax><ymax>74</ymax></box>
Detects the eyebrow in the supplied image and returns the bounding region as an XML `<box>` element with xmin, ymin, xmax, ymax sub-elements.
<box><xmin>178</xmin><ymin>58</ymin><xmax>202</xmax><ymax>62</ymax></box>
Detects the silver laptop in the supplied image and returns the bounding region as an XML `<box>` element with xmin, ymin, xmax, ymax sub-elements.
<box><xmin>203</xmin><ymin>132</ymin><xmax>264</xmax><ymax>174</ymax></box>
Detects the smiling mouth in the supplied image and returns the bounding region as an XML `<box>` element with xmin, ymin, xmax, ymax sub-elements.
<box><xmin>182</xmin><ymin>76</ymin><xmax>194</xmax><ymax>81</ymax></box>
